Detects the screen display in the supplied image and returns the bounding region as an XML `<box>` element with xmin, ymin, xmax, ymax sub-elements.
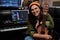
<box><xmin>0</xmin><ymin>0</ymin><xmax>22</xmax><ymax>7</ymax></box>
<box><xmin>11</xmin><ymin>10</ymin><xmax>28</xmax><ymax>24</ymax></box>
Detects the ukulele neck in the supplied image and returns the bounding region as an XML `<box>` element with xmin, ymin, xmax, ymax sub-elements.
<box><xmin>41</xmin><ymin>14</ymin><xmax>46</xmax><ymax>32</ymax></box>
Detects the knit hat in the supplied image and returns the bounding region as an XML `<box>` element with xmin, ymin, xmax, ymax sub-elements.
<box><xmin>29</xmin><ymin>1</ymin><xmax>40</xmax><ymax>8</ymax></box>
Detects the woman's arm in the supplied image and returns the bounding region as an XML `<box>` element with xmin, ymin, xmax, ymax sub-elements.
<box><xmin>45</xmin><ymin>13</ymin><xmax>54</xmax><ymax>29</ymax></box>
<box><xmin>33</xmin><ymin>33</ymin><xmax>52</xmax><ymax>39</ymax></box>
<box><xmin>27</xmin><ymin>22</ymin><xmax>52</xmax><ymax>39</ymax></box>
<box><xmin>27</xmin><ymin>23</ymin><xmax>35</xmax><ymax>36</ymax></box>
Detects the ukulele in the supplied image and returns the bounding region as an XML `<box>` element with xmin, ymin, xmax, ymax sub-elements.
<box><xmin>37</xmin><ymin>3</ymin><xmax>52</xmax><ymax>40</ymax></box>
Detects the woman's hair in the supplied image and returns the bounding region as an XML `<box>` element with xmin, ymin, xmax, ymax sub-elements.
<box><xmin>28</xmin><ymin>4</ymin><xmax>43</xmax><ymax>27</ymax></box>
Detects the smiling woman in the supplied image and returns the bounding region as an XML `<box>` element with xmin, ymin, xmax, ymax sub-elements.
<box><xmin>24</xmin><ymin>1</ymin><xmax>54</xmax><ymax>40</ymax></box>
<box><xmin>31</xmin><ymin>5</ymin><xmax>40</xmax><ymax>17</ymax></box>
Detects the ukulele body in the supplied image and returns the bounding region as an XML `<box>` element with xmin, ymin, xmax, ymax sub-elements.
<box><xmin>37</xmin><ymin>25</ymin><xmax>48</xmax><ymax>34</ymax></box>
<box><xmin>37</xmin><ymin>25</ymin><xmax>52</xmax><ymax>40</ymax></box>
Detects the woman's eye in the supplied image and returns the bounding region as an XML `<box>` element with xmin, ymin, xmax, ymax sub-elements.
<box><xmin>35</xmin><ymin>8</ymin><xmax>37</xmax><ymax>10</ymax></box>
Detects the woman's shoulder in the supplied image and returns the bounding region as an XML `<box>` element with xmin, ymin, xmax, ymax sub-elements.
<box><xmin>46</xmin><ymin>13</ymin><xmax>50</xmax><ymax>15</ymax></box>
<box><xmin>46</xmin><ymin>13</ymin><xmax>52</xmax><ymax>18</ymax></box>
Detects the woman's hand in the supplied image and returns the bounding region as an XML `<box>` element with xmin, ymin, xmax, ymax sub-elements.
<box><xmin>33</xmin><ymin>33</ymin><xmax>52</xmax><ymax>40</ymax></box>
<box><xmin>44</xmin><ymin>34</ymin><xmax>52</xmax><ymax>40</ymax></box>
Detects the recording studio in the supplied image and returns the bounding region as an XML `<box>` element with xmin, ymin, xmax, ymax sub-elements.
<box><xmin>0</xmin><ymin>0</ymin><xmax>60</xmax><ymax>40</ymax></box>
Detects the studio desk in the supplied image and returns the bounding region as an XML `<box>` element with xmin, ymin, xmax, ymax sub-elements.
<box><xmin>0</xmin><ymin>23</ymin><xmax>28</xmax><ymax>40</ymax></box>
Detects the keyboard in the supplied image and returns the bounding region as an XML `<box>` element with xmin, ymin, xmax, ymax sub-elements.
<box><xmin>0</xmin><ymin>26</ymin><xmax>28</xmax><ymax>32</ymax></box>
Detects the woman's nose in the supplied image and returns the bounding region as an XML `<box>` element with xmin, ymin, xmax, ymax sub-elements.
<box><xmin>33</xmin><ymin>10</ymin><xmax>36</xmax><ymax>13</ymax></box>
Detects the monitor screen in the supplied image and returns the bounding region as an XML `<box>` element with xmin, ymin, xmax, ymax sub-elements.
<box><xmin>0</xmin><ymin>0</ymin><xmax>23</xmax><ymax>7</ymax></box>
<box><xmin>11</xmin><ymin>10</ymin><xmax>29</xmax><ymax>24</ymax></box>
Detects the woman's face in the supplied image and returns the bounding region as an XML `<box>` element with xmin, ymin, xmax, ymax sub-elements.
<box><xmin>31</xmin><ymin>5</ymin><xmax>40</xmax><ymax>16</ymax></box>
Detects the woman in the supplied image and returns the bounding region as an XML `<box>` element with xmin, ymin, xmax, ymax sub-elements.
<box><xmin>24</xmin><ymin>1</ymin><xmax>54</xmax><ymax>40</ymax></box>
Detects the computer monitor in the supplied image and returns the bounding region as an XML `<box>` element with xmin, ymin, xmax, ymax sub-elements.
<box><xmin>0</xmin><ymin>0</ymin><xmax>23</xmax><ymax>7</ymax></box>
<box><xmin>11</xmin><ymin>10</ymin><xmax>29</xmax><ymax>24</ymax></box>
<box><xmin>0</xmin><ymin>10</ymin><xmax>28</xmax><ymax>31</ymax></box>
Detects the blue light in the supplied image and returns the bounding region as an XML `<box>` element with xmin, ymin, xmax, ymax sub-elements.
<box><xmin>0</xmin><ymin>0</ymin><xmax>22</xmax><ymax>7</ymax></box>
<box><xmin>11</xmin><ymin>10</ymin><xmax>28</xmax><ymax>23</ymax></box>
<box><xmin>11</xmin><ymin>10</ymin><xmax>28</xmax><ymax>24</ymax></box>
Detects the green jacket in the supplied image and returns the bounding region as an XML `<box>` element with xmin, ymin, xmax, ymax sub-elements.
<box><xmin>27</xmin><ymin>13</ymin><xmax>54</xmax><ymax>36</ymax></box>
